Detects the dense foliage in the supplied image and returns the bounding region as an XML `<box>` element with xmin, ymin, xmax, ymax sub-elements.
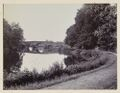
<box><xmin>65</xmin><ymin>4</ymin><xmax>117</xmax><ymax>51</ymax></box>
<box><xmin>3</xmin><ymin>19</ymin><xmax>24</xmax><ymax>73</ymax></box>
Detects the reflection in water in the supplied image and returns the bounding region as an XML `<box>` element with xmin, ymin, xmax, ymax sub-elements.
<box><xmin>21</xmin><ymin>53</ymin><xmax>67</xmax><ymax>73</ymax></box>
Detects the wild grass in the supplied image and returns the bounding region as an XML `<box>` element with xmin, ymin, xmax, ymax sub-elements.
<box><xmin>4</xmin><ymin>50</ymin><xmax>110</xmax><ymax>90</ymax></box>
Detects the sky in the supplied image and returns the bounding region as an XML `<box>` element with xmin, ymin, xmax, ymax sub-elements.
<box><xmin>4</xmin><ymin>4</ymin><xmax>83</xmax><ymax>41</ymax></box>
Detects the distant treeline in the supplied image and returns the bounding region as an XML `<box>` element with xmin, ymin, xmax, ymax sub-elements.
<box><xmin>21</xmin><ymin>41</ymin><xmax>71</xmax><ymax>54</ymax></box>
<box><xmin>22</xmin><ymin>41</ymin><xmax>66</xmax><ymax>47</ymax></box>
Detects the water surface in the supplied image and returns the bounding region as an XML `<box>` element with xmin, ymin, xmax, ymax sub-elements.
<box><xmin>21</xmin><ymin>53</ymin><xmax>67</xmax><ymax>73</ymax></box>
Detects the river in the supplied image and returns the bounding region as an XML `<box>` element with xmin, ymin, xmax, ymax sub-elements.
<box><xmin>20</xmin><ymin>53</ymin><xmax>67</xmax><ymax>73</ymax></box>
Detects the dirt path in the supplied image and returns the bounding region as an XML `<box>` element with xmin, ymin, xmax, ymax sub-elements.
<box><xmin>43</xmin><ymin>52</ymin><xmax>117</xmax><ymax>89</ymax></box>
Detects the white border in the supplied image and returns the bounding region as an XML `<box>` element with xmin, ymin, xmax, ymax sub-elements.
<box><xmin>0</xmin><ymin>0</ymin><xmax>119</xmax><ymax>93</ymax></box>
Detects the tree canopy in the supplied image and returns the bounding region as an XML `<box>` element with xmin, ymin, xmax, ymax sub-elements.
<box><xmin>3</xmin><ymin>19</ymin><xmax>24</xmax><ymax>73</ymax></box>
<box><xmin>65</xmin><ymin>4</ymin><xmax>117</xmax><ymax>52</ymax></box>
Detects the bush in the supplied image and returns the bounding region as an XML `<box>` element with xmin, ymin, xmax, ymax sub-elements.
<box><xmin>64</xmin><ymin>53</ymin><xmax>108</xmax><ymax>75</ymax></box>
<box><xmin>49</xmin><ymin>62</ymin><xmax>64</xmax><ymax>77</ymax></box>
<box><xmin>4</xmin><ymin>62</ymin><xmax>64</xmax><ymax>88</ymax></box>
<box><xmin>64</xmin><ymin>49</ymin><xmax>102</xmax><ymax>66</ymax></box>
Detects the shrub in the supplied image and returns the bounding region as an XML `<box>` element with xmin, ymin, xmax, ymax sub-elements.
<box><xmin>4</xmin><ymin>62</ymin><xmax>64</xmax><ymax>88</ymax></box>
<box><xmin>64</xmin><ymin>53</ymin><xmax>108</xmax><ymax>75</ymax></box>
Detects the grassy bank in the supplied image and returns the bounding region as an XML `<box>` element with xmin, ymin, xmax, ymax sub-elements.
<box><xmin>4</xmin><ymin>50</ymin><xmax>111</xmax><ymax>90</ymax></box>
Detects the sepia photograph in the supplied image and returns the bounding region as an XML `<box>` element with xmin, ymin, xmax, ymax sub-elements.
<box><xmin>3</xmin><ymin>4</ymin><xmax>117</xmax><ymax>90</ymax></box>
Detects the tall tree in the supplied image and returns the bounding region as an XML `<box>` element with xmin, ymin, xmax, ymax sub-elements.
<box><xmin>65</xmin><ymin>4</ymin><xmax>116</xmax><ymax>51</ymax></box>
<box><xmin>3</xmin><ymin>19</ymin><xmax>24</xmax><ymax>73</ymax></box>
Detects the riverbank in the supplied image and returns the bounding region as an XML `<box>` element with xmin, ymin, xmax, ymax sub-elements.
<box><xmin>43</xmin><ymin>52</ymin><xmax>117</xmax><ymax>89</ymax></box>
<box><xmin>4</xmin><ymin>50</ymin><xmax>117</xmax><ymax>89</ymax></box>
